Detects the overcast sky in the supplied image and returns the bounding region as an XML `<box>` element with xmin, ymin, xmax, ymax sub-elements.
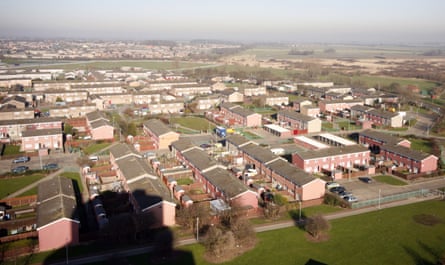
<box><xmin>1</xmin><ymin>0</ymin><xmax>444</xmax><ymax>43</ymax></box>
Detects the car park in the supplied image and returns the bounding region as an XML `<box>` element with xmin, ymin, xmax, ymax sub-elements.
<box><xmin>358</xmin><ymin>177</ymin><xmax>373</xmax><ymax>183</ymax></box>
<box><xmin>43</xmin><ymin>163</ymin><xmax>59</xmax><ymax>170</ymax></box>
<box><xmin>12</xmin><ymin>166</ymin><xmax>29</xmax><ymax>174</ymax></box>
<box><xmin>12</xmin><ymin>156</ymin><xmax>30</xmax><ymax>163</ymax></box>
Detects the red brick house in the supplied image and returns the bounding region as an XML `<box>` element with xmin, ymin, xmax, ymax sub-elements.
<box><xmin>359</xmin><ymin>129</ymin><xmax>411</xmax><ymax>149</ymax></box>
<box><xmin>86</xmin><ymin>111</ymin><xmax>114</xmax><ymax>140</ymax></box>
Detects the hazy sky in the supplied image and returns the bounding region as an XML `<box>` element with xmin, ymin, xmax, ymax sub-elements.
<box><xmin>1</xmin><ymin>0</ymin><xmax>444</xmax><ymax>43</ymax></box>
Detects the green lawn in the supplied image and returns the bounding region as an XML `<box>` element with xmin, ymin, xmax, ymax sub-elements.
<box><xmin>82</xmin><ymin>142</ymin><xmax>112</xmax><ymax>155</ymax></box>
<box><xmin>2</xmin><ymin>145</ymin><xmax>22</xmax><ymax>155</ymax></box>
<box><xmin>176</xmin><ymin>178</ymin><xmax>194</xmax><ymax>185</ymax></box>
<box><xmin>176</xmin><ymin>200</ymin><xmax>445</xmax><ymax>265</ymax></box>
<box><xmin>374</xmin><ymin>175</ymin><xmax>408</xmax><ymax>186</ymax></box>
<box><xmin>0</xmin><ymin>174</ymin><xmax>46</xmax><ymax>199</ymax></box>
<box><xmin>406</xmin><ymin>137</ymin><xmax>434</xmax><ymax>153</ymax></box>
<box><xmin>170</xmin><ymin>116</ymin><xmax>215</xmax><ymax>132</ymax></box>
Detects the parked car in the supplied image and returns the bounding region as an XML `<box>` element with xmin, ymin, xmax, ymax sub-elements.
<box><xmin>325</xmin><ymin>182</ymin><xmax>340</xmax><ymax>190</ymax></box>
<box><xmin>358</xmin><ymin>177</ymin><xmax>373</xmax><ymax>184</ymax></box>
<box><xmin>329</xmin><ymin>186</ymin><xmax>345</xmax><ymax>193</ymax></box>
<box><xmin>338</xmin><ymin>191</ymin><xmax>353</xmax><ymax>198</ymax></box>
<box><xmin>43</xmin><ymin>163</ymin><xmax>59</xmax><ymax>170</ymax></box>
<box><xmin>344</xmin><ymin>196</ymin><xmax>358</xmax><ymax>202</ymax></box>
<box><xmin>12</xmin><ymin>166</ymin><xmax>29</xmax><ymax>174</ymax></box>
<box><xmin>12</xmin><ymin>156</ymin><xmax>30</xmax><ymax>163</ymax></box>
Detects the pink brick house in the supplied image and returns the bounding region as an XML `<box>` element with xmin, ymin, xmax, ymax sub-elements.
<box><xmin>266</xmin><ymin>159</ymin><xmax>326</xmax><ymax>201</ymax></box>
<box><xmin>179</xmin><ymin>147</ymin><xmax>258</xmax><ymax>209</ymax></box>
<box><xmin>143</xmin><ymin>119</ymin><xmax>180</xmax><ymax>150</ymax></box>
<box><xmin>359</xmin><ymin>129</ymin><xmax>411</xmax><ymax>149</ymax></box>
<box><xmin>277</xmin><ymin>110</ymin><xmax>321</xmax><ymax>134</ymax></box>
<box><xmin>318</xmin><ymin>99</ymin><xmax>363</xmax><ymax>113</ymax></box>
<box><xmin>109</xmin><ymin>143</ymin><xmax>176</xmax><ymax>227</ymax></box>
<box><xmin>220</xmin><ymin>102</ymin><xmax>262</xmax><ymax>127</ymax></box>
<box><xmin>0</xmin><ymin>117</ymin><xmax>62</xmax><ymax>141</ymax></box>
<box><xmin>86</xmin><ymin>111</ymin><xmax>114</xmax><ymax>140</ymax></box>
<box><xmin>37</xmin><ymin>176</ymin><xmax>79</xmax><ymax>252</ymax></box>
<box><xmin>380</xmin><ymin>145</ymin><xmax>438</xmax><ymax>173</ymax></box>
<box><xmin>21</xmin><ymin>128</ymin><xmax>63</xmax><ymax>152</ymax></box>
<box><xmin>292</xmin><ymin>145</ymin><xmax>370</xmax><ymax>177</ymax></box>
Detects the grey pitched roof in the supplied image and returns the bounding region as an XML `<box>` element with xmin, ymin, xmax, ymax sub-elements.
<box><xmin>182</xmin><ymin>148</ymin><xmax>217</xmax><ymax>171</ymax></box>
<box><xmin>37</xmin><ymin>176</ymin><xmax>78</xmax><ymax>228</ymax></box>
<box><xmin>220</xmin><ymin>102</ymin><xmax>237</xmax><ymax>110</ymax></box>
<box><xmin>86</xmin><ymin>110</ymin><xmax>106</xmax><ymax>122</ymax></box>
<box><xmin>226</xmin><ymin>134</ymin><xmax>251</xmax><ymax>147</ymax></box>
<box><xmin>267</xmin><ymin>159</ymin><xmax>316</xmax><ymax>186</ymax></box>
<box><xmin>202</xmin><ymin>167</ymin><xmax>248</xmax><ymax>198</ymax></box>
<box><xmin>128</xmin><ymin>177</ymin><xmax>174</xmax><ymax>210</ymax></box>
<box><xmin>359</xmin><ymin>129</ymin><xmax>404</xmax><ymax>145</ymax></box>
<box><xmin>143</xmin><ymin>119</ymin><xmax>174</xmax><ymax>137</ymax></box>
<box><xmin>2</xmin><ymin>95</ymin><xmax>27</xmax><ymax>104</ymax></box>
<box><xmin>109</xmin><ymin>143</ymin><xmax>140</xmax><ymax>160</ymax></box>
<box><xmin>21</xmin><ymin>128</ymin><xmax>62</xmax><ymax>137</ymax></box>
<box><xmin>90</xmin><ymin>119</ymin><xmax>112</xmax><ymax>129</ymax></box>
<box><xmin>278</xmin><ymin>110</ymin><xmax>316</xmax><ymax>122</ymax></box>
<box><xmin>295</xmin><ymin>145</ymin><xmax>369</xmax><ymax>160</ymax></box>
<box><xmin>171</xmin><ymin>138</ymin><xmax>196</xmax><ymax>152</ymax></box>
<box><xmin>116</xmin><ymin>156</ymin><xmax>152</xmax><ymax>181</ymax></box>
<box><xmin>240</xmin><ymin>143</ymin><xmax>279</xmax><ymax>164</ymax></box>
<box><xmin>321</xmin><ymin>99</ymin><xmax>363</xmax><ymax>104</ymax></box>
<box><xmin>0</xmin><ymin>117</ymin><xmax>62</xmax><ymax>126</ymax></box>
<box><xmin>230</xmin><ymin>105</ymin><xmax>258</xmax><ymax>118</ymax></box>
<box><xmin>351</xmin><ymin>105</ymin><xmax>373</xmax><ymax>112</ymax></box>
<box><xmin>367</xmin><ymin>109</ymin><xmax>399</xmax><ymax>119</ymax></box>
<box><xmin>381</xmin><ymin>144</ymin><xmax>436</xmax><ymax>162</ymax></box>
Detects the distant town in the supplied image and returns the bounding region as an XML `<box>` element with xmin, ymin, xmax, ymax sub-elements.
<box><xmin>0</xmin><ymin>39</ymin><xmax>444</xmax><ymax>264</ymax></box>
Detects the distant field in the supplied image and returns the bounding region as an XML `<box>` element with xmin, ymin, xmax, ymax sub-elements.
<box><xmin>238</xmin><ymin>44</ymin><xmax>432</xmax><ymax>60</ymax></box>
<box><xmin>8</xmin><ymin>59</ymin><xmax>211</xmax><ymax>71</ymax></box>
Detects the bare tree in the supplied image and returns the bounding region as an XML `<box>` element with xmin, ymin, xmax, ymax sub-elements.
<box><xmin>305</xmin><ymin>214</ymin><xmax>331</xmax><ymax>240</ymax></box>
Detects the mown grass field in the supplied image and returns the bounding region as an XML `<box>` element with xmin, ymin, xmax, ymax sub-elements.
<box><xmin>170</xmin><ymin>116</ymin><xmax>215</xmax><ymax>132</ymax></box>
<box><xmin>0</xmin><ymin>173</ymin><xmax>46</xmax><ymax>199</ymax></box>
<box><xmin>406</xmin><ymin>137</ymin><xmax>434</xmax><ymax>153</ymax></box>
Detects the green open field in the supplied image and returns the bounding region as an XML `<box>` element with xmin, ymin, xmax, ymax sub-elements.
<box><xmin>82</xmin><ymin>142</ymin><xmax>112</xmax><ymax>155</ymax></box>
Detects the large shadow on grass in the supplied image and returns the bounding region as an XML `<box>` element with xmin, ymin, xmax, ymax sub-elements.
<box><xmin>40</xmin><ymin>181</ymin><xmax>195</xmax><ymax>265</ymax></box>
<box><xmin>403</xmin><ymin>239</ymin><xmax>444</xmax><ymax>265</ymax></box>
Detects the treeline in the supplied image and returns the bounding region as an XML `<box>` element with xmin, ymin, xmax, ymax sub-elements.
<box><xmin>288</xmin><ymin>49</ymin><xmax>314</xmax><ymax>56</ymax></box>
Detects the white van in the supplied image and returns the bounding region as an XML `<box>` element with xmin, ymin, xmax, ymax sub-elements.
<box><xmin>89</xmin><ymin>156</ymin><xmax>99</xmax><ymax>162</ymax></box>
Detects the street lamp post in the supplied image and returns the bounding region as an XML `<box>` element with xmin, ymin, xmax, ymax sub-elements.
<box><xmin>298</xmin><ymin>200</ymin><xmax>302</xmax><ymax>221</ymax></box>
<box><xmin>378</xmin><ymin>189</ymin><xmax>381</xmax><ymax>209</ymax></box>
<box><xmin>65</xmin><ymin>238</ymin><xmax>69</xmax><ymax>264</ymax></box>
<box><xmin>196</xmin><ymin>217</ymin><xmax>199</xmax><ymax>241</ymax></box>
